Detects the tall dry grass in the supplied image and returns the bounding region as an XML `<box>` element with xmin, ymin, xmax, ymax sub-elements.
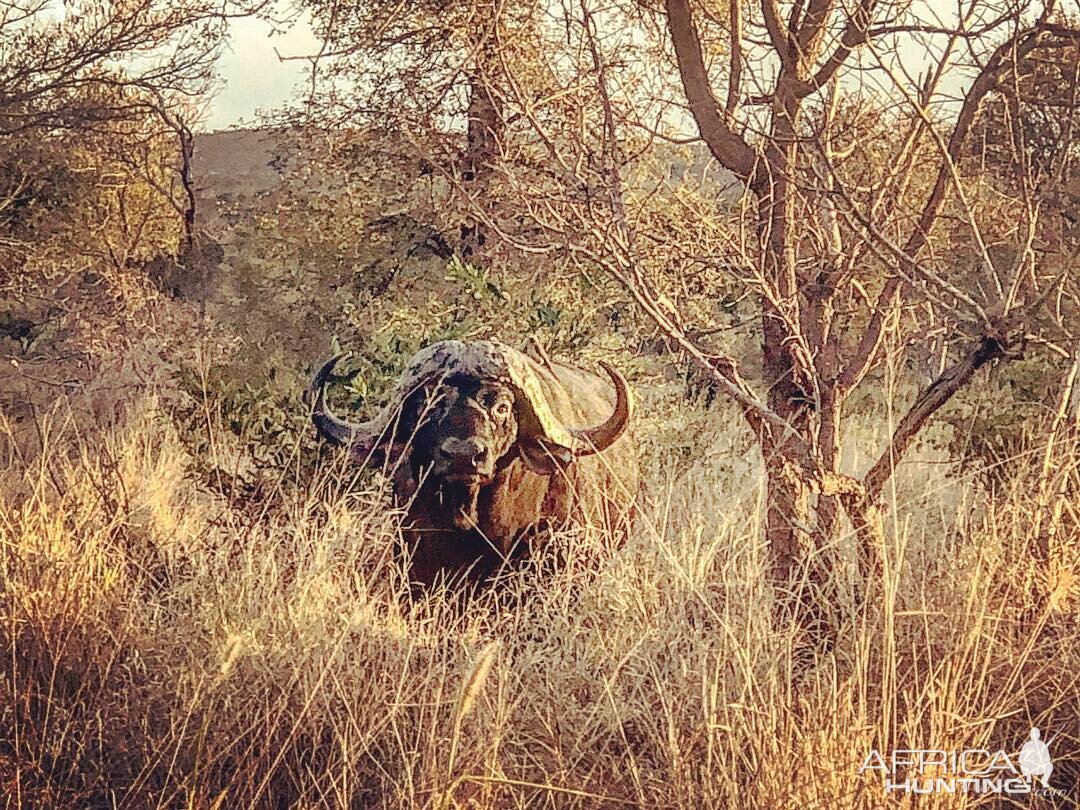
<box><xmin>0</xmin><ymin>390</ymin><xmax>1077</xmax><ymax>808</ymax></box>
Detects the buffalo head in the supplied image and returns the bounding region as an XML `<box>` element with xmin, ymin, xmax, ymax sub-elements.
<box><xmin>307</xmin><ymin>340</ymin><xmax>631</xmax><ymax>530</ymax></box>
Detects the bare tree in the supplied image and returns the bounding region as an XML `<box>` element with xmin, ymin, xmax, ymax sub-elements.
<box><xmin>0</xmin><ymin>0</ymin><xmax>261</xmax><ymax>134</ymax></box>
<box><xmin>0</xmin><ymin>0</ymin><xmax>263</xmax><ymax>262</ymax></box>
<box><xmin>298</xmin><ymin>0</ymin><xmax>1079</xmax><ymax>592</ymax></box>
<box><xmin>657</xmin><ymin>0</ymin><xmax>1077</xmax><ymax>581</ymax></box>
<box><xmin>289</xmin><ymin>0</ymin><xmax>509</xmax><ymax>256</ymax></box>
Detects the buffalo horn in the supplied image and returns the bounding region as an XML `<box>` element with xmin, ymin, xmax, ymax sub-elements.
<box><xmin>569</xmin><ymin>361</ymin><xmax>631</xmax><ymax>455</ymax></box>
<box><xmin>307</xmin><ymin>354</ymin><xmax>393</xmax><ymax>459</ymax></box>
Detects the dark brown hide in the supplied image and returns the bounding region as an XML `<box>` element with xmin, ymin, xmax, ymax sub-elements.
<box><xmin>308</xmin><ymin>341</ymin><xmax>638</xmax><ymax>588</ymax></box>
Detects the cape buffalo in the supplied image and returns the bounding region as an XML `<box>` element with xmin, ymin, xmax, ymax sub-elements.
<box><xmin>308</xmin><ymin>340</ymin><xmax>638</xmax><ymax>587</ymax></box>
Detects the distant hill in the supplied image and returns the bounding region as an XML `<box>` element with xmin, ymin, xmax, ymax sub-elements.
<box><xmin>192</xmin><ymin>127</ymin><xmax>745</xmax><ymax>220</ymax></box>
<box><xmin>195</xmin><ymin>129</ymin><xmax>285</xmax><ymax>195</ymax></box>
<box><xmin>193</xmin><ymin>129</ymin><xmax>291</xmax><ymax>235</ymax></box>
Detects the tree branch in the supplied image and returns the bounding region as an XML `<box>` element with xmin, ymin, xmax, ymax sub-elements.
<box><xmin>805</xmin><ymin>0</ymin><xmax>877</xmax><ymax>94</ymax></box>
<box><xmin>760</xmin><ymin>0</ymin><xmax>795</xmax><ymax>69</ymax></box>
<box><xmin>794</xmin><ymin>0</ymin><xmax>837</xmax><ymax>62</ymax></box>
<box><xmin>862</xmin><ymin>334</ymin><xmax>1008</xmax><ymax>502</ymax></box>
<box><xmin>664</xmin><ymin>0</ymin><xmax>760</xmax><ymax>183</ymax></box>
<box><xmin>838</xmin><ymin>12</ymin><xmax>1059</xmax><ymax>392</ymax></box>
<box><xmin>726</xmin><ymin>0</ymin><xmax>743</xmax><ymax>118</ymax></box>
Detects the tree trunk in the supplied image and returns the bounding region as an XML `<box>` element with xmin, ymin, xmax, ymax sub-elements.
<box><xmin>814</xmin><ymin>383</ymin><xmax>843</xmax><ymax>546</ymax></box>
<box><xmin>761</xmin><ymin>432</ymin><xmax>812</xmax><ymax>583</ymax></box>
<box><xmin>758</xmin><ymin>82</ymin><xmax>813</xmax><ymax>582</ymax></box>
<box><xmin>177</xmin><ymin>117</ymin><xmax>196</xmax><ymax>261</ymax></box>
<box><xmin>460</xmin><ymin>62</ymin><xmax>501</xmax><ymax>259</ymax></box>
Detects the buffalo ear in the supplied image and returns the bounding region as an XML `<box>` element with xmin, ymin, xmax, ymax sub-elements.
<box><xmin>518</xmin><ymin>439</ymin><xmax>572</xmax><ymax>476</ymax></box>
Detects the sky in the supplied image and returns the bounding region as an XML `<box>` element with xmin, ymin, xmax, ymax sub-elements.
<box><xmin>203</xmin><ymin>0</ymin><xmax>1052</xmax><ymax>131</ymax></box>
<box><xmin>204</xmin><ymin>16</ymin><xmax>320</xmax><ymax>131</ymax></box>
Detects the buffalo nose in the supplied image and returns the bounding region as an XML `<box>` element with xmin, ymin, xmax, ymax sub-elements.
<box><xmin>440</xmin><ymin>437</ymin><xmax>489</xmax><ymax>469</ymax></box>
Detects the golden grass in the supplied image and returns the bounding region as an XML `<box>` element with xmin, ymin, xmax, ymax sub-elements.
<box><xmin>0</xmin><ymin>395</ymin><xmax>1077</xmax><ymax>808</ymax></box>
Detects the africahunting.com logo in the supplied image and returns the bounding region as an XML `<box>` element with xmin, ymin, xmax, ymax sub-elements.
<box><xmin>860</xmin><ymin>727</ymin><xmax>1063</xmax><ymax>796</ymax></box>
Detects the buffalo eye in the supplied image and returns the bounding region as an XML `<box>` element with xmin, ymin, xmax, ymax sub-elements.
<box><xmin>490</xmin><ymin>399</ymin><xmax>512</xmax><ymax>420</ymax></box>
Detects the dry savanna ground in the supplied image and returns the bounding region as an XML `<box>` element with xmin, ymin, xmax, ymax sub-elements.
<box><xmin>1</xmin><ymin>357</ymin><xmax>1077</xmax><ymax>808</ymax></box>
